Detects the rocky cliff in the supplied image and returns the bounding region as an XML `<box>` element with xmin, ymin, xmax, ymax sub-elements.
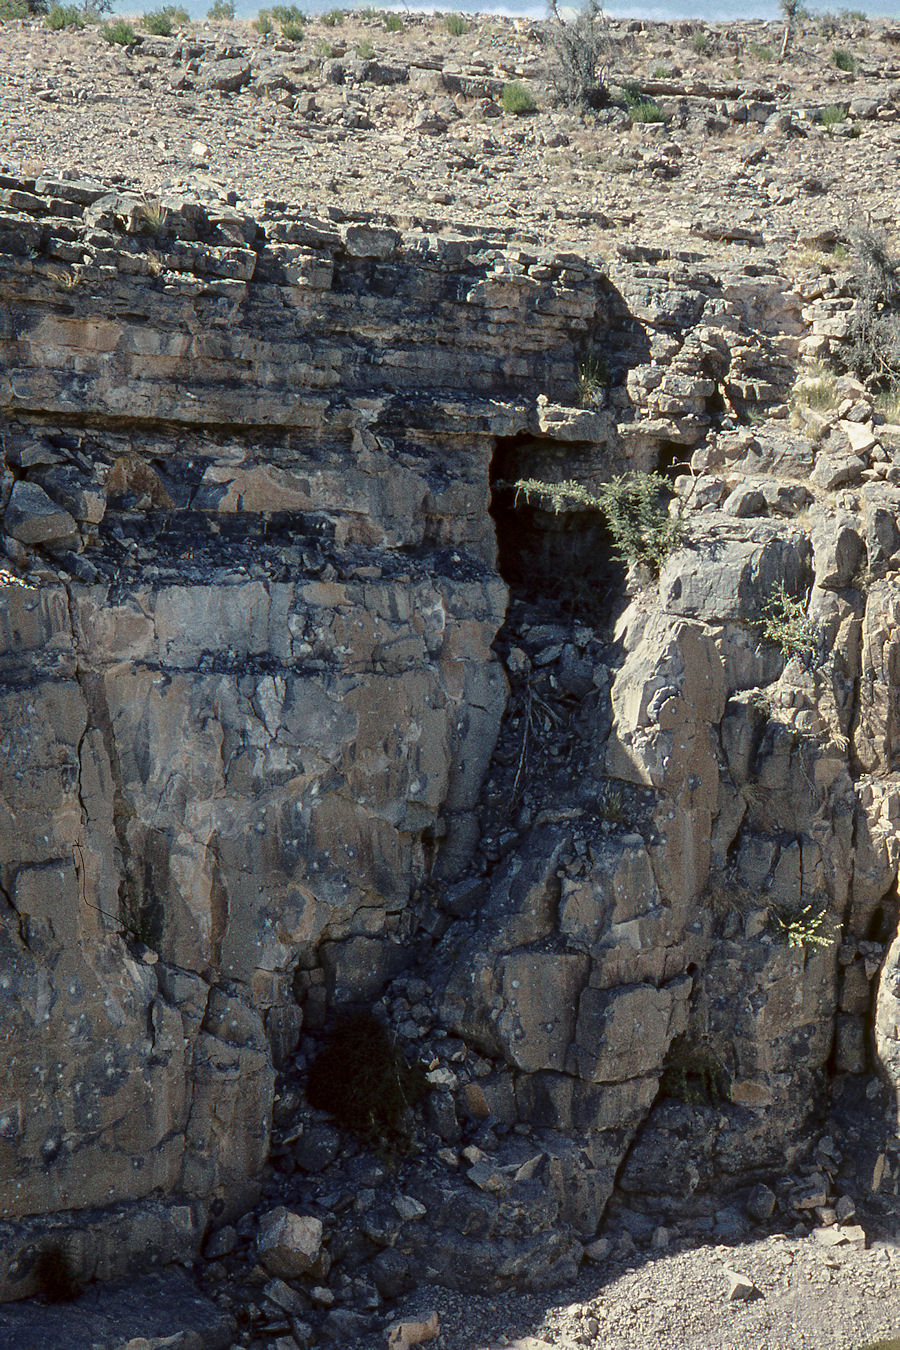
<box><xmin>2</xmin><ymin>169</ymin><xmax>900</xmax><ymax>1323</ymax></box>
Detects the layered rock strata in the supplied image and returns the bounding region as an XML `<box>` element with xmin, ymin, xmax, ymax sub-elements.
<box><xmin>2</xmin><ymin>174</ymin><xmax>900</xmax><ymax>1304</ymax></box>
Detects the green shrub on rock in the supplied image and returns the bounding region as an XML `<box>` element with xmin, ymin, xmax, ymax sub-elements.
<box><xmin>500</xmin><ymin>79</ymin><xmax>535</xmax><ymax>114</ymax></box>
<box><xmin>100</xmin><ymin>17</ymin><xmax>137</xmax><ymax>42</ymax></box>
<box><xmin>514</xmin><ymin>470</ymin><xmax>684</xmax><ymax>575</ymax></box>
<box><xmin>45</xmin><ymin>3</ymin><xmax>83</xmax><ymax>26</ymax></box>
<box><xmin>756</xmin><ymin>583</ymin><xmax>818</xmax><ymax>664</ymax></box>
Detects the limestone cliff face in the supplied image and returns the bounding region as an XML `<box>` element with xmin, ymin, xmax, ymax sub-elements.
<box><xmin>2</xmin><ymin>174</ymin><xmax>900</xmax><ymax>1298</ymax></box>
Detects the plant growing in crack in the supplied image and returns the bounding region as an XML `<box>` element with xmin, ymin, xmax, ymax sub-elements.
<box><xmin>767</xmin><ymin>900</ymin><xmax>835</xmax><ymax>951</ymax></box>
<box><xmin>755</xmin><ymin>582</ymin><xmax>819</xmax><ymax>664</ymax></box>
<box><xmin>514</xmin><ymin>470</ymin><xmax>684</xmax><ymax>575</ymax></box>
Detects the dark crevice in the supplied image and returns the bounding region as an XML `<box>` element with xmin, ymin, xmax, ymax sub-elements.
<box><xmin>488</xmin><ymin>433</ymin><xmax>625</xmax><ymax>626</ymax></box>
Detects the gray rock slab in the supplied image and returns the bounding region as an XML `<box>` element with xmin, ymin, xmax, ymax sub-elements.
<box><xmin>0</xmin><ymin>1270</ymin><xmax>235</xmax><ymax>1350</ymax></box>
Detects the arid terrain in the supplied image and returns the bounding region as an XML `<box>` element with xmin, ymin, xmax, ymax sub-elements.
<box><xmin>4</xmin><ymin>6</ymin><xmax>900</xmax><ymax>1350</ymax></box>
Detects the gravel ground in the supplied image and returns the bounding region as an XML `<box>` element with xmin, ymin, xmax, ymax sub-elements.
<box><xmin>378</xmin><ymin>1234</ymin><xmax>900</xmax><ymax>1350</ymax></box>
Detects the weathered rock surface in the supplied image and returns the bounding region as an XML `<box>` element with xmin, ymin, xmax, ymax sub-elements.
<box><xmin>3</xmin><ymin>31</ymin><xmax>900</xmax><ymax>1331</ymax></box>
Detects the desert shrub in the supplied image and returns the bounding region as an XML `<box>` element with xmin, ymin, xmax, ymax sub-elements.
<box><xmin>820</xmin><ymin>102</ymin><xmax>847</xmax><ymax>127</ymax></box>
<box><xmin>45</xmin><ymin>3</ymin><xmax>83</xmax><ymax>25</ymax></box>
<box><xmin>1</xmin><ymin>0</ymin><xmax>47</xmax><ymax>15</ymax></box>
<box><xmin>875</xmin><ymin>383</ymin><xmax>900</xmax><ymax>423</ymax></box>
<box><xmin>306</xmin><ymin>1011</ymin><xmax>429</xmax><ymax>1149</ymax></box>
<box><xmin>690</xmin><ymin>29</ymin><xmax>709</xmax><ymax>53</ymax></box>
<box><xmin>515</xmin><ymin>470</ymin><xmax>683</xmax><ymax>574</ymax></box>
<box><xmin>355</xmin><ymin>36</ymin><xmax>374</xmax><ymax>56</ymax></box>
<box><xmin>845</xmin><ymin>229</ymin><xmax>900</xmax><ymax>387</ymax></box>
<box><xmin>137</xmin><ymin>198</ymin><xmax>168</xmax><ymax>234</ymax></box>
<box><xmin>252</xmin><ymin>7</ymin><xmax>273</xmax><ymax>32</ymax></box>
<box><xmin>207</xmin><ymin>0</ymin><xmax>234</xmax><ymax>16</ymax></box>
<box><xmin>315</xmin><ymin>36</ymin><xmax>334</xmax><ymax>56</ymax></box>
<box><xmin>443</xmin><ymin>10</ymin><xmax>466</xmax><ymax>35</ymax></box>
<box><xmin>382</xmin><ymin>10</ymin><xmax>401</xmax><ymax>30</ymax></box>
<box><xmin>627</xmin><ymin>93</ymin><xmax>665</xmax><ymax>123</ymax></box>
<box><xmin>100</xmin><ymin>17</ymin><xmax>136</xmax><ymax>42</ymax></box>
<box><xmin>792</xmin><ymin>364</ymin><xmax>839</xmax><ymax>410</ymax></box>
<box><xmin>544</xmin><ymin>0</ymin><xmax>611</xmax><ymax>109</ymax></box>
<box><xmin>281</xmin><ymin>17</ymin><xmax>304</xmax><ymax>38</ymax></box>
<box><xmin>832</xmin><ymin>45</ymin><xmax>857</xmax><ymax>70</ymax></box>
<box><xmin>271</xmin><ymin>3</ymin><xmax>303</xmax><ymax>24</ymax></box>
<box><xmin>748</xmin><ymin>40</ymin><xmax>774</xmax><ymax>60</ymax></box>
<box><xmin>143</xmin><ymin>9</ymin><xmax>173</xmax><ymax>33</ymax></box>
<box><xmin>757</xmin><ymin>582</ymin><xmax>819</xmax><ymax>663</ymax></box>
<box><xmin>500</xmin><ymin>79</ymin><xmax>535</xmax><ymax>113</ymax></box>
<box><xmin>320</xmin><ymin>5</ymin><xmax>342</xmax><ymax>22</ymax></box>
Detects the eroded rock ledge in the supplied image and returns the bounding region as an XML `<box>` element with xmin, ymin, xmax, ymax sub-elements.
<box><xmin>2</xmin><ymin>174</ymin><xmax>900</xmax><ymax>1327</ymax></box>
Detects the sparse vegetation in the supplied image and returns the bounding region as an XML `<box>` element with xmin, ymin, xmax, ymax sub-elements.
<box><xmin>207</xmin><ymin>0</ymin><xmax>234</xmax><ymax>17</ymax></box>
<box><xmin>832</xmin><ymin>45</ymin><xmax>857</xmax><ymax>70</ymax></box>
<box><xmin>845</xmin><ymin>229</ymin><xmax>900</xmax><ymax>388</ymax></box>
<box><xmin>315</xmin><ymin>36</ymin><xmax>335</xmax><ymax>57</ymax></box>
<box><xmin>45</xmin><ymin>3</ymin><xmax>83</xmax><ymax>26</ymax></box>
<box><xmin>270</xmin><ymin>2</ymin><xmax>304</xmax><ymax>34</ymax></box>
<box><xmin>252</xmin><ymin>7</ymin><xmax>273</xmax><ymax>32</ymax></box>
<box><xmin>100</xmin><ymin>17</ymin><xmax>137</xmax><ymax>43</ymax></box>
<box><xmin>321</xmin><ymin>6</ymin><xmax>343</xmax><ymax>23</ymax></box>
<box><xmin>443</xmin><ymin>10</ymin><xmax>466</xmax><ymax>35</ymax></box>
<box><xmin>597</xmin><ymin>783</ymin><xmax>627</xmax><ymax>824</ymax></box>
<box><xmin>747</xmin><ymin>40</ymin><xmax>774</xmax><ymax>60</ymax></box>
<box><xmin>768</xmin><ymin>900</ymin><xmax>835</xmax><ymax>950</ymax></box>
<box><xmin>820</xmin><ymin>102</ymin><xmax>848</xmax><ymax>127</ymax></box>
<box><xmin>690</xmin><ymin>29</ymin><xmax>710</xmax><ymax>54</ymax></box>
<box><xmin>143</xmin><ymin>6</ymin><xmax>188</xmax><ymax>35</ymax></box>
<box><xmin>577</xmin><ymin>351</ymin><xmax>609</xmax><ymax>406</ymax></box>
<box><xmin>1</xmin><ymin>0</ymin><xmax>46</xmax><ymax>15</ymax></box>
<box><xmin>622</xmin><ymin>82</ymin><xmax>666</xmax><ymax>122</ymax></box>
<box><xmin>137</xmin><ymin>197</ymin><xmax>168</xmax><ymax>234</ymax></box>
<box><xmin>382</xmin><ymin>11</ymin><xmax>402</xmax><ymax>31</ymax></box>
<box><xmin>875</xmin><ymin>384</ymin><xmax>900</xmax><ymax>423</ymax></box>
<box><xmin>306</xmin><ymin>1011</ymin><xmax>429</xmax><ymax>1152</ymax></box>
<box><xmin>792</xmin><ymin>362</ymin><xmax>839</xmax><ymax>410</ymax></box>
<box><xmin>757</xmin><ymin>582</ymin><xmax>819</xmax><ymax>663</ymax></box>
<box><xmin>355</xmin><ymin>36</ymin><xmax>374</xmax><ymax>57</ymax></box>
<box><xmin>544</xmin><ymin>0</ymin><xmax>612</xmax><ymax>110</ymax></box>
<box><xmin>514</xmin><ymin>470</ymin><xmax>684</xmax><ymax>575</ymax></box>
<box><xmin>500</xmin><ymin>79</ymin><xmax>535</xmax><ymax>114</ymax></box>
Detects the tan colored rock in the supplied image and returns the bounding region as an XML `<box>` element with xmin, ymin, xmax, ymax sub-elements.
<box><xmin>257</xmin><ymin>1209</ymin><xmax>324</xmax><ymax>1279</ymax></box>
<box><xmin>386</xmin><ymin>1311</ymin><xmax>440</xmax><ymax>1349</ymax></box>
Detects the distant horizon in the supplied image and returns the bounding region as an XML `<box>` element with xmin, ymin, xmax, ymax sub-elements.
<box><xmin>109</xmin><ymin>0</ymin><xmax>900</xmax><ymax>23</ymax></box>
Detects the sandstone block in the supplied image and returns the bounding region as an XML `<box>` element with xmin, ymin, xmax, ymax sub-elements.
<box><xmin>4</xmin><ymin>480</ymin><xmax>77</xmax><ymax>544</ymax></box>
<box><xmin>257</xmin><ymin>1209</ymin><xmax>323</xmax><ymax>1279</ymax></box>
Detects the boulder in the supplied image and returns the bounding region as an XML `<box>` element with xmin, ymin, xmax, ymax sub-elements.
<box><xmin>4</xmin><ymin>480</ymin><xmax>77</xmax><ymax>544</ymax></box>
<box><xmin>257</xmin><ymin>1209</ymin><xmax>323</xmax><ymax>1279</ymax></box>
